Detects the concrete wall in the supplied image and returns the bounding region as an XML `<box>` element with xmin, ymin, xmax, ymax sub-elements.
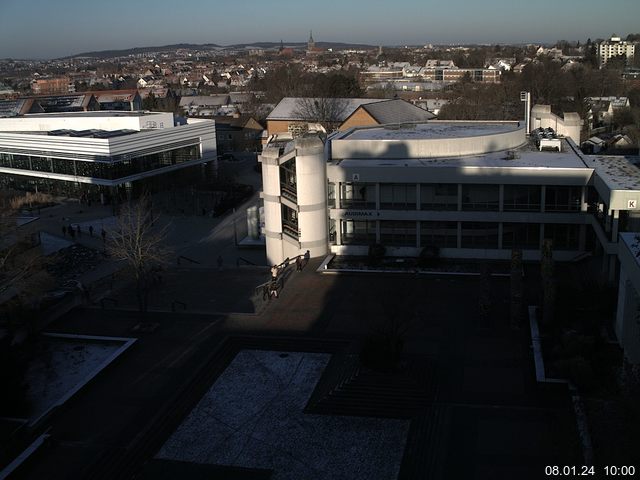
<box><xmin>616</xmin><ymin>234</ymin><xmax>640</xmax><ymax>363</ymax></box>
<box><xmin>531</xmin><ymin>105</ymin><xmax>582</xmax><ymax>144</ymax></box>
<box><xmin>0</xmin><ymin>112</ymin><xmax>174</xmax><ymax>132</ymax></box>
<box><xmin>331</xmin><ymin>127</ymin><xmax>526</xmax><ymax>159</ymax></box>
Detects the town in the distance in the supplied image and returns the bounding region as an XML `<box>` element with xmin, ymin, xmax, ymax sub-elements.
<box><xmin>1</xmin><ymin>27</ymin><xmax>640</xmax><ymax>480</ymax></box>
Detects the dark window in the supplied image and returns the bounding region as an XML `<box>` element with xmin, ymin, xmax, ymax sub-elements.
<box><xmin>341</xmin><ymin>220</ymin><xmax>376</xmax><ymax>245</ymax></box>
<box><xmin>461</xmin><ymin>222</ymin><xmax>499</xmax><ymax>249</ymax></box>
<box><xmin>502</xmin><ymin>223</ymin><xmax>540</xmax><ymax>249</ymax></box>
<box><xmin>544</xmin><ymin>224</ymin><xmax>580</xmax><ymax>250</ymax></box>
<box><xmin>380</xmin><ymin>220</ymin><xmax>416</xmax><ymax>246</ymax></box>
<box><xmin>545</xmin><ymin>186</ymin><xmax>581</xmax><ymax>212</ymax></box>
<box><xmin>420</xmin><ymin>183</ymin><xmax>457</xmax><ymax>210</ymax></box>
<box><xmin>503</xmin><ymin>185</ymin><xmax>541</xmax><ymax>211</ymax></box>
<box><xmin>420</xmin><ymin>221</ymin><xmax>457</xmax><ymax>248</ymax></box>
<box><xmin>380</xmin><ymin>184</ymin><xmax>416</xmax><ymax>210</ymax></box>
<box><xmin>462</xmin><ymin>184</ymin><xmax>499</xmax><ymax>211</ymax></box>
<box><xmin>341</xmin><ymin>182</ymin><xmax>376</xmax><ymax>209</ymax></box>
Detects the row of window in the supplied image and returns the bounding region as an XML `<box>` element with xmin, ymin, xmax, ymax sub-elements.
<box><xmin>333</xmin><ymin>183</ymin><xmax>584</xmax><ymax>212</ymax></box>
<box><xmin>0</xmin><ymin>145</ymin><xmax>200</xmax><ymax>180</ymax></box>
<box><xmin>339</xmin><ymin>220</ymin><xmax>581</xmax><ymax>250</ymax></box>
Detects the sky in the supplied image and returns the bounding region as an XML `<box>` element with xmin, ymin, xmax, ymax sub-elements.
<box><xmin>1</xmin><ymin>0</ymin><xmax>639</xmax><ymax>59</ymax></box>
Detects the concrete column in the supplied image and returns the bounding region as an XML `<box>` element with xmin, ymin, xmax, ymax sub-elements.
<box><xmin>457</xmin><ymin>184</ymin><xmax>462</xmax><ymax>211</ymax></box>
<box><xmin>540</xmin><ymin>186</ymin><xmax>546</xmax><ymax>212</ymax></box>
<box><xmin>499</xmin><ymin>184</ymin><xmax>504</xmax><ymax>212</ymax></box>
<box><xmin>498</xmin><ymin>223</ymin><xmax>503</xmax><ymax>249</ymax></box>
<box><xmin>457</xmin><ymin>222</ymin><xmax>462</xmax><ymax>249</ymax></box>
<box><xmin>616</xmin><ymin>269</ymin><xmax>628</xmax><ymax>341</ymax></box>
<box><xmin>296</xmin><ymin>136</ymin><xmax>328</xmax><ymax>260</ymax></box>
<box><xmin>580</xmin><ymin>186</ymin><xmax>588</xmax><ymax>212</ymax></box>
<box><xmin>605</xmin><ymin>209</ymin><xmax>612</xmax><ymax>233</ymax></box>
<box><xmin>612</xmin><ymin>209</ymin><xmax>620</xmax><ymax>241</ymax></box>
<box><xmin>415</xmin><ymin>184</ymin><xmax>420</xmax><ymax>210</ymax></box>
<box><xmin>335</xmin><ymin>219</ymin><xmax>342</xmax><ymax>245</ymax></box>
<box><xmin>375</xmin><ymin>183</ymin><xmax>380</xmax><ymax>210</ymax></box>
<box><xmin>261</xmin><ymin>146</ymin><xmax>284</xmax><ymax>264</ymax></box>
<box><xmin>335</xmin><ymin>182</ymin><xmax>341</xmax><ymax>209</ymax></box>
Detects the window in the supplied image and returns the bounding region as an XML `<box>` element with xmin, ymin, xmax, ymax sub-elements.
<box><xmin>328</xmin><ymin>182</ymin><xmax>336</xmax><ymax>208</ymax></box>
<box><xmin>502</xmin><ymin>223</ymin><xmax>540</xmax><ymax>249</ymax></box>
<box><xmin>544</xmin><ymin>224</ymin><xmax>579</xmax><ymax>250</ymax></box>
<box><xmin>420</xmin><ymin>221</ymin><xmax>457</xmax><ymax>248</ymax></box>
<box><xmin>380</xmin><ymin>221</ymin><xmax>416</xmax><ymax>246</ymax></box>
<box><xmin>461</xmin><ymin>222</ymin><xmax>499</xmax><ymax>249</ymax></box>
<box><xmin>341</xmin><ymin>220</ymin><xmax>376</xmax><ymax>245</ymax></box>
<box><xmin>545</xmin><ymin>186</ymin><xmax>581</xmax><ymax>212</ymax></box>
<box><xmin>420</xmin><ymin>184</ymin><xmax>457</xmax><ymax>210</ymax></box>
<box><xmin>503</xmin><ymin>185</ymin><xmax>541</xmax><ymax>211</ymax></box>
<box><xmin>379</xmin><ymin>184</ymin><xmax>416</xmax><ymax>210</ymax></box>
<box><xmin>281</xmin><ymin>205</ymin><xmax>298</xmax><ymax>238</ymax></box>
<box><xmin>462</xmin><ymin>185</ymin><xmax>499</xmax><ymax>211</ymax></box>
<box><xmin>280</xmin><ymin>159</ymin><xmax>297</xmax><ymax>201</ymax></box>
<box><xmin>341</xmin><ymin>182</ymin><xmax>376</xmax><ymax>209</ymax></box>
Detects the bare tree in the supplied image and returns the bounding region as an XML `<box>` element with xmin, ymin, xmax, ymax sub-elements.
<box><xmin>293</xmin><ymin>97</ymin><xmax>349</xmax><ymax>132</ymax></box>
<box><xmin>107</xmin><ymin>195</ymin><xmax>171</xmax><ymax>313</ymax></box>
<box><xmin>0</xmin><ymin>192</ymin><xmax>53</xmax><ymax>304</ymax></box>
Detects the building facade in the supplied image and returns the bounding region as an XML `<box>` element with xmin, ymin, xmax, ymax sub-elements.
<box><xmin>598</xmin><ymin>36</ymin><xmax>636</xmax><ymax>67</ymax></box>
<box><xmin>0</xmin><ymin>111</ymin><xmax>216</xmax><ymax>201</ymax></box>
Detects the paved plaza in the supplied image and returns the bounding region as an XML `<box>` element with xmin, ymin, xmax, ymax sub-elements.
<box><xmin>4</xmin><ymin>173</ymin><xmax>581</xmax><ymax>480</ymax></box>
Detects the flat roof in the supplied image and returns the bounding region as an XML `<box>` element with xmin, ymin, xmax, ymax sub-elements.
<box><xmin>341</xmin><ymin>121</ymin><xmax>520</xmax><ymax>141</ymax></box>
<box><xmin>586</xmin><ymin>155</ymin><xmax>640</xmax><ymax>191</ymax></box>
<box><xmin>18</xmin><ymin>111</ymin><xmax>163</xmax><ymax>118</ymax></box>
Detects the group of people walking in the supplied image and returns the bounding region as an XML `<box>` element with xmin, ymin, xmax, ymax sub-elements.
<box><xmin>264</xmin><ymin>250</ymin><xmax>311</xmax><ymax>300</ymax></box>
<box><xmin>62</xmin><ymin>223</ymin><xmax>107</xmax><ymax>242</ymax></box>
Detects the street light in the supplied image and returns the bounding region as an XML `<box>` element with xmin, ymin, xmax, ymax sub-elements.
<box><xmin>520</xmin><ymin>91</ymin><xmax>531</xmax><ymax>134</ymax></box>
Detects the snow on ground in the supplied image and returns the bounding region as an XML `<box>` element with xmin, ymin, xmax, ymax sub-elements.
<box><xmin>157</xmin><ymin>350</ymin><xmax>409</xmax><ymax>480</ymax></box>
<box><xmin>26</xmin><ymin>337</ymin><xmax>121</xmax><ymax>420</ymax></box>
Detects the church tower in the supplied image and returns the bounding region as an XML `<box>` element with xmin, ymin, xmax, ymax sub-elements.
<box><xmin>307</xmin><ymin>30</ymin><xmax>315</xmax><ymax>52</ymax></box>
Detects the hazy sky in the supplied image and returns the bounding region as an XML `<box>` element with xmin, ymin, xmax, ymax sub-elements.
<box><xmin>1</xmin><ymin>0</ymin><xmax>639</xmax><ymax>59</ymax></box>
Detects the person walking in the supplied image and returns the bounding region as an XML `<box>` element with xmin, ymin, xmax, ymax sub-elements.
<box><xmin>69</xmin><ymin>226</ymin><xmax>75</xmax><ymax>240</ymax></box>
<box><xmin>303</xmin><ymin>250</ymin><xmax>310</xmax><ymax>268</ymax></box>
<box><xmin>62</xmin><ymin>225</ymin><xmax>67</xmax><ymax>237</ymax></box>
<box><xmin>101</xmin><ymin>228</ymin><xmax>107</xmax><ymax>243</ymax></box>
<box><xmin>76</xmin><ymin>224</ymin><xmax>82</xmax><ymax>237</ymax></box>
<box><xmin>295</xmin><ymin>256</ymin><xmax>302</xmax><ymax>271</ymax></box>
<box><xmin>89</xmin><ymin>225</ymin><xmax>94</xmax><ymax>237</ymax></box>
<box><xmin>271</xmin><ymin>264</ymin><xmax>278</xmax><ymax>281</ymax></box>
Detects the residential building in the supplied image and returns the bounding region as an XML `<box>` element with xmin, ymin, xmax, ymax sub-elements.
<box><xmin>90</xmin><ymin>89</ymin><xmax>142</xmax><ymax>111</ymax></box>
<box><xmin>31</xmin><ymin>76</ymin><xmax>75</xmax><ymax>95</ymax></box>
<box><xmin>598</xmin><ymin>36</ymin><xmax>636</xmax><ymax>67</ymax></box>
<box><xmin>212</xmin><ymin>114</ymin><xmax>263</xmax><ymax>153</ymax></box>
<box><xmin>0</xmin><ymin>111</ymin><xmax>216</xmax><ymax>201</ymax></box>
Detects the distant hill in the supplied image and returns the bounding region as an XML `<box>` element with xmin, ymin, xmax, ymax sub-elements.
<box><xmin>63</xmin><ymin>41</ymin><xmax>377</xmax><ymax>59</ymax></box>
<box><xmin>61</xmin><ymin>43</ymin><xmax>222</xmax><ymax>59</ymax></box>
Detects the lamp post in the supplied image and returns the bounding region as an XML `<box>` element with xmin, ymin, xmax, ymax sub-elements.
<box><xmin>520</xmin><ymin>91</ymin><xmax>531</xmax><ymax>134</ymax></box>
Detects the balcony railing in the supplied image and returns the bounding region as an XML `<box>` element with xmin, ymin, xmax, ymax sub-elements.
<box><xmin>282</xmin><ymin>220</ymin><xmax>299</xmax><ymax>239</ymax></box>
<box><xmin>281</xmin><ymin>183</ymin><xmax>297</xmax><ymax>202</ymax></box>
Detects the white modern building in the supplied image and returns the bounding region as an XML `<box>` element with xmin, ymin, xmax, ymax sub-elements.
<box><xmin>260</xmin><ymin>116</ymin><xmax>640</xmax><ymax>363</ymax></box>
<box><xmin>0</xmin><ymin>111</ymin><xmax>216</xmax><ymax>201</ymax></box>
<box><xmin>598</xmin><ymin>36</ymin><xmax>636</xmax><ymax>67</ymax></box>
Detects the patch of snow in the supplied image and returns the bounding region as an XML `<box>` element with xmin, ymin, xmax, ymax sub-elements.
<box><xmin>25</xmin><ymin>337</ymin><xmax>121</xmax><ymax>420</ymax></box>
<box><xmin>157</xmin><ymin>350</ymin><xmax>409</xmax><ymax>480</ymax></box>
